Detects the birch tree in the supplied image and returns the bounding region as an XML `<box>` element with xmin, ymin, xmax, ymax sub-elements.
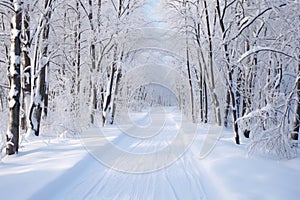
<box><xmin>6</xmin><ymin>0</ymin><xmax>22</xmax><ymax>155</ymax></box>
<box><xmin>27</xmin><ymin>0</ymin><xmax>55</xmax><ymax>136</ymax></box>
<box><xmin>102</xmin><ymin>0</ymin><xmax>143</xmax><ymax>125</ymax></box>
<box><xmin>161</xmin><ymin>0</ymin><xmax>299</xmax><ymax>152</ymax></box>
<box><xmin>0</xmin><ymin>10</ymin><xmax>10</xmax><ymax>115</ymax></box>
<box><xmin>182</xmin><ymin>0</ymin><xmax>195</xmax><ymax>122</ymax></box>
<box><xmin>292</xmin><ymin>56</ymin><xmax>300</xmax><ymax>143</ymax></box>
<box><xmin>236</xmin><ymin>0</ymin><xmax>300</xmax><ymax>157</ymax></box>
<box><xmin>214</xmin><ymin>0</ymin><xmax>240</xmax><ymax>143</ymax></box>
<box><xmin>20</xmin><ymin>1</ymin><xmax>31</xmax><ymax>131</ymax></box>
<box><xmin>74</xmin><ymin>1</ymin><xmax>82</xmax><ymax>116</ymax></box>
<box><xmin>162</xmin><ymin>0</ymin><xmax>217</xmax><ymax>124</ymax></box>
<box><xmin>201</xmin><ymin>0</ymin><xmax>222</xmax><ymax>126</ymax></box>
<box><xmin>86</xmin><ymin>0</ymin><xmax>97</xmax><ymax>124</ymax></box>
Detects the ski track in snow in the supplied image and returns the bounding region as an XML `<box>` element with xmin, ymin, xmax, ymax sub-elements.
<box><xmin>1</xmin><ymin>109</ymin><xmax>300</xmax><ymax>200</ymax></box>
<box><xmin>66</xmin><ymin>109</ymin><xmax>206</xmax><ymax>200</ymax></box>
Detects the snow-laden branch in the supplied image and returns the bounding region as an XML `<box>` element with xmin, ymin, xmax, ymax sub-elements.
<box><xmin>237</xmin><ymin>46</ymin><xmax>295</xmax><ymax>63</ymax></box>
<box><xmin>232</xmin><ymin>3</ymin><xmax>287</xmax><ymax>40</ymax></box>
<box><xmin>0</xmin><ymin>1</ymin><xmax>13</xmax><ymax>12</ymax></box>
<box><xmin>0</xmin><ymin>33</ymin><xmax>10</xmax><ymax>37</ymax></box>
<box><xmin>33</xmin><ymin>48</ymin><xmax>60</xmax><ymax>79</ymax></box>
<box><xmin>0</xmin><ymin>84</ymin><xmax>9</xmax><ymax>89</ymax></box>
<box><xmin>29</xmin><ymin>0</ymin><xmax>56</xmax><ymax>45</ymax></box>
<box><xmin>0</xmin><ymin>59</ymin><xmax>7</xmax><ymax>64</ymax></box>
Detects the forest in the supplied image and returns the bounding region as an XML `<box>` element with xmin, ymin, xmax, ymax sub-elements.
<box><xmin>0</xmin><ymin>0</ymin><xmax>299</xmax><ymax>160</ymax></box>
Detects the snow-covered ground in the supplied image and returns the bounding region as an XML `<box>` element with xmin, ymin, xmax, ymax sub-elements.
<box><xmin>0</xmin><ymin>108</ymin><xmax>300</xmax><ymax>200</ymax></box>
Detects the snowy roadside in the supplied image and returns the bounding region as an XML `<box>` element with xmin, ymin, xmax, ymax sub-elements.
<box><xmin>0</xmin><ymin>137</ymin><xmax>86</xmax><ymax>200</ymax></box>
<box><xmin>193</xmin><ymin>129</ymin><xmax>300</xmax><ymax>200</ymax></box>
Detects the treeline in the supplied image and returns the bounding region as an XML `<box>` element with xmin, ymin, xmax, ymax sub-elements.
<box><xmin>162</xmin><ymin>0</ymin><xmax>300</xmax><ymax>158</ymax></box>
<box><xmin>0</xmin><ymin>0</ymin><xmax>144</xmax><ymax>155</ymax></box>
<box><xmin>0</xmin><ymin>0</ymin><xmax>299</xmax><ymax>159</ymax></box>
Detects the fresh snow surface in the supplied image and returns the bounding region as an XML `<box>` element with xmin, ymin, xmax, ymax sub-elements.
<box><xmin>0</xmin><ymin>108</ymin><xmax>300</xmax><ymax>200</ymax></box>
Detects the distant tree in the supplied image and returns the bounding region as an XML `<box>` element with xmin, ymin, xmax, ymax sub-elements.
<box><xmin>0</xmin><ymin>12</ymin><xmax>10</xmax><ymax>113</ymax></box>
<box><xmin>292</xmin><ymin>55</ymin><xmax>300</xmax><ymax>144</ymax></box>
<box><xmin>102</xmin><ymin>0</ymin><xmax>143</xmax><ymax>125</ymax></box>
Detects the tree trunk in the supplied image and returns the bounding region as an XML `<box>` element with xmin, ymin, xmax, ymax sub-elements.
<box><xmin>88</xmin><ymin>0</ymin><xmax>97</xmax><ymax>124</ymax></box>
<box><xmin>0</xmin><ymin>14</ymin><xmax>9</xmax><ymax>113</ymax></box>
<box><xmin>203</xmin><ymin>77</ymin><xmax>208</xmax><ymax>123</ymax></box>
<box><xmin>21</xmin><ymin>3</ymin><xmax>31</xmax><ymax>131</ymax></box>
<box><xmin>196</xmin><ymin>44</ymin><xmax>208</xmax><ymax>123</ymax></box>
<box><xmin>198</xmin><ymin>71</ymin><xmax>203</xmax><ymax>122</ymax></box>
<box><xmin>186</xmin><ymin>46</ymin><xmax>195</xmax><ymax>122</ymax></box>
<box><xmin>75</xmin><ymin>2</ymin><xmax>81</xmax><ymax>116</ymax></box>
<box><xmin>224</xmin><ymin>90</ymin><xmax>230</xmax><ymax>127</ymax></box>
<box><xmin>102</xmin><ymin>46</ymin><xmax>117</xmax><ymax>125</ymax></box>
<box><xmin>27</xmin><ymin>0</ymin><xmax>53</xmax><ymax>136</ymax></box>
<box><xmin>194</xmin><ymin>63</ymin><xmax>203</xmax><ymax>122</ymax></box>
<box><xmin>110</xmin><ymin>65</ymin><xmax>122</xmax><ymax>124</ymax></box>
<box><xmin>41</xmin><ymin>0</ymin><xmax>52</xmax><ymax>119</ymax></box>
<box><xmin>102</xmin><ymin>0</ymin><xmax>127</xmax><ymax>125</ymax></box>
<box><xmin>228</xmin><ymin>73</ymin><xmax>240</xmax><ymax>144</ymax></box>
<box><xmin>292</xmin><ymin>54</ymin><xmax>300</xmax><ymax>143</ymax></box>
<box><xmin>203</xmin><ymin>0</ymin><xmax>221</xmax><ymax>126</ymax></box>
<box><xmin>183</xmin><ymin>1</ymin><xmax>195</xmax><ymax>122</ymax></box>
<box><xmin>216</xmin><ymin>0</ymin><xmax>240</xmax><ymax>144</ymax></box>
<box><xmin>0</xmin><ymin>88</ymin><xmax>3</xmax><ymax>112</ymax></box>
<box><xmin>7</xmin><ymin>0</ymin><xmax>22</xmax><ymax>155</ymax></box>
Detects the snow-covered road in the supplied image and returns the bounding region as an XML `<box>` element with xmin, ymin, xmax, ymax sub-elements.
<box><xmin>1</xmin><ymin>108</ymin><xmax>300</xmax><ymax>200</ymax></box>
<box><xmin>59</xmin><ymin>109</ymin><xmax>207</xmax><ymax>199</ymax></box>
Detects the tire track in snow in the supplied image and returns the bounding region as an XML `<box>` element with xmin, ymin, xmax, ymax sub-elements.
<box><xmin>30</xmin><ymin>109</ymin><xmax>207</xmax><ymax>199</ymax></box>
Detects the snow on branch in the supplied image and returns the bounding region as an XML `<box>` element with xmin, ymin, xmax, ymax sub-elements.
<box><xmin>0</xmin><ymin>84</ymin><xmax>9</xmax><ymax>89</ymax></box>
<box><xmin>249</xmin><ymin>128</ymin><xmax>297</xmax><ymax>159</ymax></box>
<box><xmin>0</xmin><ymin>1</ymin><xmax>13</xmax><ymax>12</ymax></box>
<box><xmin>0</xmin><ymin>33</ymin><xmax>10</xmax><ymax>37</ymax></box>
<box><xmin>237</xmin><ymin>46</ymin><xmax>295</xmax><ymax>63</ymax></box>
<box><xmin>237</xmin><ymin>75</ymin><xmax>300</xmax><ymax>159</ymax></box>
<box><xmin>232</xmin><ymin>3</ymin><xmax>287</xmax><ymax>40</ymax></box>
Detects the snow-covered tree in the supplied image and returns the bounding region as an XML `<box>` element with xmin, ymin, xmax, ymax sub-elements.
<box><xmin>101</xmin><ymin>0</ymin><xmax>145</xmax><ymax>125</ymax></box>
<box><xmin>161</xmin><ymin>0</ymin><xmax>300</xmax><ymax>156</ymax></box>
<box><xmin>0</xmin><ymin>0</ymin><xmax>298</xmax><ymax>159</ymax></box>
<box><xmin>20</xmin><ymin>1</ymin><xmax>31</xmax><ymax>131</ymax></box>
<box><xmin>27</xmin><ymin>0</ymin><xmax>55</xmax><ymax>137</ymax></box>
<box><xmin>6</xmin><ymin>0</ymin><xmax>22</xmax><ymax>155</ymax></box>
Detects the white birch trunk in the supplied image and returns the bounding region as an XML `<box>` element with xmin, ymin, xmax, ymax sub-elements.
<box><xmin>110</xmin><ymin>52</ymin><xmax>123</xmax><ymax>124</ymax></box>
<box><xmin>27</xmin><ymin>0</ymin><xmax>53</xmax><ymax>137</ymax></box>
<box><xmin>6</xmin><ymin>0</ymin><xmax>22</xmax><ymax>155</ymax></box>
<box><xmin>21</xmin><ymin>2</ymin><xmax>31</xmax><ymax>131</ymax></box>
<box><xmin>203</xmin><ymin>0</ymin><xmax>221</xmax><ymax>126</ymax></box>
<box><xmin>102</xmin><ymin>51</ymin><xmax>117</xmax><ymax>125</ymax></box>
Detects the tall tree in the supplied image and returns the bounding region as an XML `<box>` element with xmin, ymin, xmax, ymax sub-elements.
<box><xmin>27</xmin><ymin>0</ymin><xmax>54</xmax><ymax>136</ymax></box>
<box><xmin>292</xmin><ymin>55</ymin><xmax>300</xmax><ymax>143</ymax></box>
<box><xmin>203</xmin><ymin>0</ymin><xmax>221</xmax><ymax>126</ymax></box>
<box><xmin>6</xmin><ymin>0</ymin><xmax>22</xmax><ymax>155</ymax></box>
<box><xmin>0</xmin><ymin>12</ymin><xmax>10</xmax><ymax>114</ymax></box>
<box><xmin>102</xmin><ymin>0</ymin><xmax>140</xmax><ymax>125</ymax></box>
<box><xmin>20</xmin><ymin>1</ymin><xmax>31</xmax><ymax>131</ymax></box>
<box><xmin>88</xmin><ymin>0</ymin><xmax>97</xmax><ymax>124</ymax></box>
<box><xmin>74</xmin><ymin>1</ymin><xmax>82</xmax><ymax>116</ymax></box>
<box><xmin>183</xmin><ymin>0</ymin><xmax>195</xmax><ymax>122</ymax></box>
<box><xmin>215</xmin><ymin>0</ymin><xmax>240</xmax><ymax>144</ymax></box>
